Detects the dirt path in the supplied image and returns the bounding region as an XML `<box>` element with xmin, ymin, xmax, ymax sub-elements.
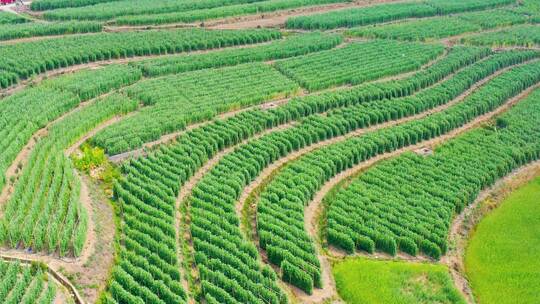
<box><xmin>441</xmin><ymin>159</ymin><xmax>540</xmax><ymax>304</ymax></box>
<box><xmin>208</xmin><ymin>0</ymin><xmax>404</xmax><ymax>29</ymax></box>
<box><xmin>234</xmin><ymin>66</ymin><xmax>538</xmax><ymax>301</ymax></box>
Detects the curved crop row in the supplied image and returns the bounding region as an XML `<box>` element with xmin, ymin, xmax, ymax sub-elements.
<box><xmin>30</xmin><ymin>0</ymin><xmax>122</xmax><ymax>11</ymax></box>
<box><xmin>43</xmin><ymin>0</ymin><xmax>270</xmax><ymax>20</ymax></box>
<box><xmin>0</xmin><ymin>12</ymin><xmax>29</xmax><ymax>25</ymax></box>
<box><xmin>274</xmin><ymin>39</ymin><xmax>444</xmax><ymax>91</ymax></box>
<box><xmin>0</xmin><ymin>259</ymin><xmax>56</xmax><ymax>304</ymax></box>
<box><xmin>347</xmin><ymin>9</ymin><xmax>529</xmax><ymax>42</ymax></box>
<box><xmin>93</xmin><ymin>45</ymin><xmax>488</xmax><ymax>155</ymax></box>
<box><xmin>250</xmin><ymin>51</ymin><xmax>538</xmax><ymax>292</ymax></box>
<box><xmin>0</xmin><ymin>21</ymin><xmax>103</xmax><ymax>42</ymax></box>
<box><xmin>108</xmin><ymin>45</ymin><xmax>488</xmax><ymax>302</ymax></box>
<box><xmin>0</xmin><ymin>65</ymin><xmax>141</xmax><ymax>193</ymax></box>
<box><xmin>0</xmin><ymin>28</ymin><xmax>280</xmax><ymax>89</ymax></box>
<box><xmin>286</xmin><ymin>0</ymin><xmax>514</xmax><ymax>30</ymax></box>
<box><xmin>0</xmin><ymin>93</ymin><xmax>137</xmax><ymax>257</ymax></box>
<box><xmin>92</xmin><ymin>62</ymin><xmax>299</xmax><ymax>155</ymax></box>
<box><xmin>132</xmin><ymin>32</ymin><xmax>343</xmax><ymax>77</ymax></box>
<box><xmin>114</xmin><ymin>0</ymin><xmax>349</xmax><ymax>26</ymax></box>
<box><xmin>254</xmin><ymin>61</ymin><xmax>540</xmax><ymax>290</ymax></box>
<box><xmin>328</xmin><ymin>87</ymin><xmax>540</xmax><ymax>260</ymax></box>
<box><xmin>461</xmin><ymin>24</ymin><xmax>540</xmax><ymax>47</ymax></box>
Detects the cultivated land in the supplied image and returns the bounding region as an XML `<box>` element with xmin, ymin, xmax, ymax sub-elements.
<box><xmin>0</xmin><ymin>0</ymin><xmax>539</xmax><ymax>304</ymax></box>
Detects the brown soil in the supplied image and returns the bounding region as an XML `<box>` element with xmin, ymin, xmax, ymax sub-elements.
<box><xmin>441</xmin><ymin>160</ymin><xmax>540</xmax><ymax>304</ymax></box>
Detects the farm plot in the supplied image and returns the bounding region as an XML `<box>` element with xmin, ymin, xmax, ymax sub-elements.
<box><xmin>92</xmin><ymin>62</ymin><xmax>299</xmax><ymax>154</ymax></box>
<box><xmin>0</xmin><ymin>259</ymin><xmax>57</xmax><ymax>304</ymax></box>
<box><xmin>114</xmin><ymin>0</ymin><xmax>349</xmax><ymax>26</ymax></box>
<box><xmin>274</xmin><ymin>40</ymin><xmax>444</xmax><ymax>91</ymax></box>
<box><xmin>107</xmin><ymin>45</ymin><xmax>490</xmax><ymax>303</ymax></box>
<box><xmin>30</xmin><ymin>0</ymin><xmax>124</xmax><ymax>10</ymax></box>
<box><xmin>461</xmin><ymin>24</ymin><xmax>540</xmax><ymax>47</ymax></box>
<box><xmin>347</xmin><ymin>9</ymin><xmax>529</xmax><ymax>41</ymax></box>
<box><xmin>254</xmin><ymin>59</ymin><xmax>540</xmax><ymax>292</ymax></box>
<box><xmin>0</xmin><ymin>12</ymin><xmax>29</xmax><ymax>24</ymax></box>
<box><xmin>333</xmin><ymin>258</ymin><xmax>465</xmax><ymax>304</ymax></box>
<box><xmin>0</xmin><ymin>93</ymin><xmax>137</xmax><ymax>257</ymax></box>
<box><xmin>285</xmin><ymin>0</ymin><xmax>514</xmax><ymax>30</ymax></box>
<box><xmin>0</xmin><ymin>65</ymin><xmax>141</xmax><ymax>193</ymax></box>
<box><xmin>0</xmin><ymin>21</ymin><xmax>103</xmax><ymax>42</ymax></box>
<box><xmin>42</xmin><ymin>0</ymin><xmax>280</xmax><ymax>20</ymax></box>
<box><xmin>326</xmin><ymin>79</ymin><xmax>540</xmax><ymax>260</ymax></box>
<box><xmin>465</xmin><ymin>163</ymin><xmax>540</xmax><ymax>304</ymax></box>
<box><xmin>0</xmin><ymin>28</ymin><xmax>280</xmax><ymax>89</ymax></box>
<box><xmin>132</xmin><ymin>32</ymin><xmax>342</xmax><ymax>77</ymax></box>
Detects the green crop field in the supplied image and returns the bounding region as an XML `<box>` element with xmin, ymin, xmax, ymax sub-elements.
<box><xmin>465</xmin><ymin>174</ymin><xmax>540</xmax><ymax>304</ymax></box>
<box><xmin>0</xmin><ymin>0</ymin><xmax>539</xmax><ymax>303</ymax></box>
<box><xmin>333</xmin><ymin>258</ymin><xmax>465</xmax><ymax>304</ymax></box>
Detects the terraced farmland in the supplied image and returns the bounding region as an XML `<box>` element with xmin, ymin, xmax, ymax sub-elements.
<box><xmin>0</xmin><ymin>0</ymin><xmax>539</xmax><ymax>304</ymax></box>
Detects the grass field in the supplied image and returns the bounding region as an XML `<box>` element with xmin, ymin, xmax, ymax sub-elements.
<box><xmin>333</xmin><ymin>258</ymin><xmax>466</xmax><ymax>304</ymax></box>
<box><xmin>465</xmin><ymin>176</ymin><xmax>540</xmax><ymax>304</ymax></box>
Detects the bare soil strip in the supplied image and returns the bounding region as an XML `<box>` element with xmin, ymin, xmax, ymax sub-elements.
<box><xmin>234</xmin><ymin>67</ymin><xmax>538</xmax><ymax>302</ymax></box>
<box><xmin>441</xmin><ymin>159</ymin><xmax>540</xmax><ymax>304</ymax></box>
<box><xmin>207</xmin><ymin>0</ymin><xmax>404</xmax><ymax>29</ymax></box>
<box><xmin>302</xmin><ymin>83</ymin><xmax>540</xmax><ymax>303</ymax></box>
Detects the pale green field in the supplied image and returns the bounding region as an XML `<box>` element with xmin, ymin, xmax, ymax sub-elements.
<box><xmin>465</xmin><ymin>176</ymin><xmax>540</xmax><ymax>304</ymax></box>
<box><xmin>333</xmin><ymin>258</ymin><xmax>465</xmax><ymax>304</ymax></box>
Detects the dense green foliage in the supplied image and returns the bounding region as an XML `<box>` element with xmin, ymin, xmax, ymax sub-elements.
<box><xmin>286</xmin><ymin>0</ymin><xmax>515</xmax><ymax>29</ymax></box>
<box><xmin>0</xmin><ymin>260</ymin><xmax>57</xmax><ymax>304</ymax></box>
<box><xmin>274</xmin><ymin>40</ymin><xmax>444</xmax><ymax>91</ymax></box>
<box><xmin>0</xmin><ymin>12</ymin><xmax>29</xmax><ymax>24</ymax></box>
<box><xmin>92</xmin><ymin>62</ymin><xmax>299</xmax><ymax>154</ymax></box>
<box><xmin>466</xmin><ymin>168</ymin><xmax>540</xmax><ymax>304</ymax></box>
<box><xmin>41</xmin><ymin>64</ymin><xmax>142</xmax><ymax>100</ymax></box>
<box><xmin>334</xmin><ymin>258</ymin><xmax>465</xmax><ymax>304</ymax></box>
<box><xmin>461</xmin><ymin>24</ymin><xmax>540</xmax><ymax>47</ymax></box>
<box><xmin>348</xmin><ymin>10</ymin><xmax>529</xmax><ymax>41</ymax></box>
<box><xmin>107</xmin><ymin>46</ymin><xmax>487</xmax><ymax>302</ymax></box>
<box><xmin>0</xmin><ymin>21</ymin><xmax>103</xmax><ymax>41</ymax></box>
<box><xmin>0</xmin><ymin>28</ymin><xmax>280</xmax><ymax>88</ymax></box>
<box><xmin>255</xmin><ymin>52</ymin><xmax>539</xmax><ymax>291</ymax></box>
<box><xmin>326</xmin><ymin>64</ymin><xmax>540</xmax><ymax>259</ymax></box>
<box><xmin>31</xmin><ymin>0</ymin><xmax>122</xmax><ymax>10</ymax></box>
<box><xmin>0</xmin><ymin>93</ymin><xmax>137</xmax><ymax>256</ymax></box>
<box><xmin>132</xmin><ymin>32</ymin><xmax>342</xmax><ymax>77</ymax></box>
<box><xmin>93</xmin><ymin>45</ymin><xmax>489</xmax><ymax>155</ymax></box>
<box><xmin>0</xmin><ymin>65</ymin><xmax>140</xmax><ymax>225</ymax></box>
<box><xmin>43</xmin><ymin>0</ymin><xmax>270</xmax><ymax>20</ymax></box>
<box><xmin>114</xmin><ymin>0</ymin><xmax>349</xmax><ymax>25</ymax></box>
